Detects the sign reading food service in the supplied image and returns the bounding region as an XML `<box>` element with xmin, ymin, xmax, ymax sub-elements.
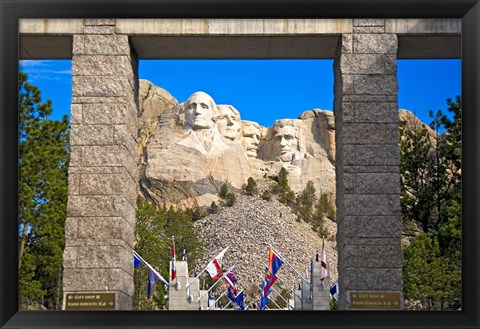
<box><xmin>65</xmin><ymin>292</ymin><xmax>116</xmax><ymax>310</ymax></box>
<box><xmin>350</xmin><ymin>291</ymin><xmax>401</xmax><ymax>310</ymax></box>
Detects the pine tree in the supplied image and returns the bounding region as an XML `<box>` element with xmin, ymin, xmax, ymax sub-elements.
<box><xmin>245</xmin><ymin>177</ymin><xmax>258</xmax><ymax>195</ymax></box>
<box><xmin>294</xmin><ymin>180</ymin><xmax>316</xmax><ymax>223</ymax></box>
<box><xmin>277</xmin><ymin>167</ymin><xmax>295</xmax><ymax>206</ymax></box>
<box><xmin>133</xmin><ymin>199</ymin><xmax>205</xmax><ymax>310</ymax></box>
<box><xmin>219</xmin><ymin>182</ymin><xmax>229</xmax><ymax>198</ymax></box>
<box><xmin>18</xmin><ymin>72</ymin><xmax>69</xmax><ymax>310</ymax></box>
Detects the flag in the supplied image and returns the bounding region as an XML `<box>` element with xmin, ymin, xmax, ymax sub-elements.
<box><xmin>234</xmin><ymin>291</ymin><xmax>245</xmax><ymax>310</ymax></box>
<box><xmin>266</xmin><ymin>249</ymin><xmax>284</xmax><ymax>282</ymax></box>
<box><xmin>171</xmin><ymin>238</ymin><xmax>177</xmax><ymax>281</ymax></box>
<box><xmin>147</xmin><ymin>269</ymin><xmax>160</xmax><ymax>299</ymax></box>
<box><xmin>320</xmin><ymin>240</ymin><xmax>328</xmax><ymax>282</ymax></box>
<box><xmin>264</xmin><ymin>274</ymin><xmax>277</xmax><ymax>297</ymax></box>
<box><xmin>259</xmin><ymin>280</ymin><xmax>270</xmax><ymax>310</ymax></box>
<box><xmin>227</xmin><ymin>286</ymin><xmax>236</xmax><ymax>303</ymax></box>
<box><xmin>330</xmin><ymin>281</ymin><xmax>339</xmax><ymax>301</ymax></box>
<box><xmin>206</xmin><ymin>247</ymin><xmax>228</xmax><ymax>280</ymax></box>
<box><xmin>208</xmin><ymin>292</ymin><xmax>215</xmax><ymax>309</ymax></box>
<box><xmin>134</xmin><ymin>253</ymin><xmax>142</xmax><ymax>269</ymax></box>
<box><xmin>224</xmin><ymin>267</ymin><xmax>238</xmax><ymax>295</ymax></box>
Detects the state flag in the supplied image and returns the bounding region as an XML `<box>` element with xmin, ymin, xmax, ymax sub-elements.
<box><xmin>206</xmin><ymin>247</ymin><xmax>228</xmax><ymax>280</ymax></box>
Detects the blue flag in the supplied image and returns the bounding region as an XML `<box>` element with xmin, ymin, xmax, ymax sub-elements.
<box><xmin>234</xmin><ymin>291</ymin><xmax>245</xmax><ymax>310</ymax></box>
<box><xmin>330</xmin><ymin>281</ymin><xmax>339</xmax><ymax>301</ymax></box>
<box><xmin>147</xmin><ymin>270</ymin><xmax>159</xmax><ymax>299</ymax></box>
<box><xmin>134</xmin><ymin>253</ymin><xmax>142</xmax><ymax>269</ymax></box>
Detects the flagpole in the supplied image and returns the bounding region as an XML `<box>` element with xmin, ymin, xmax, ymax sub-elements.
<box><xmin>269</xmin><ymin>297</ymin><xmax>282</xmax><ymax>309</ymax></box>
<box><xmin>263</xmin><ymin>263</ymin><xmax>303</xmax><ymax>302</ymax></box>
<box><xmin>198</xmin><ymin>264</ymin><xmax>236</xmax><ymax>302</ymax></box>
<box><xmin>133</xmin><ymin>250</ymin><xmax>169</xmax><ymax>286</ymax></box>
<box><xmin>264</xmin><ymin>242</ymin><xmax>312</xmax><ymax>289</ymax></box>
<box><xmin>271</xmin><ymin>286</ymin><xmax>293</xmax><ymax>310</ymax></box>
<box><xmin>208</xmin><ymin>289</ymin><xmax>228</xmax><ymax>310</ymax></box>
<box><xmin>186</xmin><ymin>246</ymin><xmax>229</xmax><ymax>290</ymax></box>
<box><xmin>222</xmin><ymin>300</ymin><xmax>232</xmax><ymax>310</ymax></box>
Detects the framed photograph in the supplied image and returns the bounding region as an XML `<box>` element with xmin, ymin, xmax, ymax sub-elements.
<box><xmin>1</xmin><ymin>0</ymin><xmax>479</xmax><ymax>329</ymax></box>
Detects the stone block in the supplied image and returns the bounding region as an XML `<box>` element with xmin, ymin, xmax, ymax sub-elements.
<box><xmin>116</xmin><ymin>55</ymin><xmax>136</xmax><ymax>78</ymax></box>
<box><xmin>72</xmin><ymin>76</ymin><xmax>130</xmax><ymax>97</ymax></box>
<box><xmin>353</xmin><ymin>26</ymin><xmax>385</xmax><ymax>33</ymax></box>
<box><xmin>341</xmin><ymin>268</ymin><xmax>403</xmax><ymax>291</ymax></box>
<box><xmin>343</xmin><ymin>173</ymin><xmax>356</xmax><ymax>193</ymax></box>
<box><xmin>340</xmin><ymin>144</ymin><xmax>356</xmax><ymax>166</ymax></box>
<box><xmin>353</xmin><ymin>34</ymin><xmax>398</xmax><ymax>54</ymax></box>
<box><xmin>70</xmin><ymin>104</ymin><xmax>83</xmax><ymax>124</ymax></box>
<box><xmin>69</xmin><ymin>146</ymin><xmax>82</xmax><ymax>167</ymax></box>
<box><xmin>63</xmin><ymin>246</ymin><xmax>77</xmax><ymax>268</ymax></box>
<box><xmin>113</xmin><ymin>125</ymin><xmax>138</xmax><ymax>156</ymax></box>
<box><xmin>344</xmin><ymin>216</ymin><xmax>402</xmax><ymax>238</ymax></box>
<box><xmin>341</xmin><ymin>34</ymin><xmax>353</xmax><ymax>53</ymax></box>
<box><xmin>353</xmin><ymin>75</ymin><xmax>398</xmax><ymax>95</ymax></box>
<box><xmin>356</xmin><ymin>173</ymin><xmax>400</xmax><ymax>194</ymax></box>
<box><xmin>116</xmin><ymin>291</ymin><xmax>133</xmax><ymax>310</ymax></box>
<box><xmin>72</xmin><ymin>55</ymin><xmax>116</xmax><ymax>76</ymax></box>
<box><xmin>72</xmin><ymin>35</ymin><xmax>85</xmax><ymax>54</ymax></box>
<box><xmin>342</xmin><ymin>74</ymin><xmax>354</xmax><ymax>95</ymax></box>
<box><xmin>64</xmin><ymin>218</ymin><xmax>78</xmax><ymax>240</ymax></box>
<box><xmin>63</xmin><ymin>268</ymin><xmax>110</xmax><ymax>291</ymax></box>
<box><xmin>354</xmin><ymin>102</ymin><xmax>398</xmax><ymax>123</ymax></box>
<box><xmin>112</xmin><ymin>195</ymin><xmax>136</xmax><ymax>226</ymax></box>
<box><xmin>84</xmin><ymin>35</ymin><xmax>129</xmax><ymax>55</ymax></box>
<box><xmin>342</xmin><ymin>123</ymin><xmax>399</xmax><ymax>145</ymax></box>
<box><xmin>80</xmin><ymin>145</ymin><xmax>128</xmax><ymax>167</ymax></box>
<box><xmin>84</xmin><ymin>19</ymin><xmax>115</xmax><ymax>26</ymax></box>
<box><xmin>79</xmin><ymin>172</ymin><xmax>129</xmax><ymax>196</ymax></box>
<box><xmin>340</xmin><ymin>54</ymin><xmax>396</xmax><ymax>74</ymax></box>
<box><xmin>343</xmin><ymin>237</ymin><xmax>401</xmax><ymax>245</ymax></box>
<box><xmin>343</xmin><ymin>95</ymin><xmax>388</xmax><ymax>102</ymax></box>
<box><xmin>68</xmin><ymin>195</ymin><xmax>116</xmax><ymax>217</ymax></box>
<box><xmin>84</xmin><ymin>25</ymin><xmax>116</xmax><ymax>34</ymax></box>
<box><xmin>108</xmin><ymin>269</ymin><xmax>134</xmax><ymax>296</ymax></box>
<box><xmin>344</xmin><ymin>194</ymin><xmax>401</xmax><ymax>216</ymax></box>
<box><xmin>341</xmin><ymin>102</ymin><xmax>355</xmax><ymax>122</ymax></box>
<box><xmin>342</xmin><ymin>245</ymin><xmax>402</xmax><ymax>268</ymax></box>
<box><xmin>83</xmin><ymin>103</ymin><xmax>128</xmax><ymax>125</ymax></box>
<box><xmin>72</xmin><ymin>96</ymin><xmax>129</xmax><ymax>105</ymax></box>
<box><xmin>70</xmin><ymin>125</ymin><xmax>114</xmax><ymax>146</ymax></box>
<box><xmin>68</xmin><ymin>173</ymin><xmax>80</xmax><ymax>195</ymax></box>
<box><xmin>356</xmin><ymin>144</ymin><xmax>400</xmax><ymax>166</ymax></box>
<box><xmin>76</xmin><ymin>245</ymin><xmax>131</xmax><ymax>270</ymax></box>
<box><xmin>76</xmin><ymin>217</ymin><xmax>127</xmax><ymax>240</ymax></box>
<box><xmin>344</xmin><ymin>165</ymin><xmax>400</xmax><ymax>173</ymax></box>
<box><xmin>353</xmin><ymin>19</ymin><xmax>385</xmax><ymax>27</ymax></box>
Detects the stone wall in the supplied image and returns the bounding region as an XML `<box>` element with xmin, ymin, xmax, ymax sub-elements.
<box><xmin>334</xmin><ymin>19</ymin><xmax>404</xmax><ymax>310</ymax></box>
<box><xmin>63</xmin><ymin>19</ymin><xmax>139</xmax><ymax>310</ymax></box>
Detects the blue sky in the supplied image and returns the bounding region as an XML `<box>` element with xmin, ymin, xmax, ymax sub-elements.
<box><xmin>19</xmin><ymin>59</ymin><xmax>461</xmax><ymax>127</ymax></box>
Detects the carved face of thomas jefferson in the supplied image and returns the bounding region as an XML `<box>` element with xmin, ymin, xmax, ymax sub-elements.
<box><xmin>184</xmin><ymin>92</ymin><xmax>217</xmax><ymax>130</ymax></box>
<box><xmin>217</xmin><ymin>105</ymin><xmax>241</xmax><ymax>140</ymax></box>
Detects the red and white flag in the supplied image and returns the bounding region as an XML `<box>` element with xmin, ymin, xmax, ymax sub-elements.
<box><xmin>320</xmin><ymin>239</ymin><xmax>328</xmax><ymax>282</ymax></box>
<box><xmin>171</xmin><ymin>238</ymin><xmax>177</xmax><ymax>282</ymax></box>
<box><xmin>206</xmin><ymin>247</ymin><xmax>228</xmax><ymax>280</ymax></box>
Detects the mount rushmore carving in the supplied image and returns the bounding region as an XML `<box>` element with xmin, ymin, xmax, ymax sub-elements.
<box><xmin>138</xmin><ymin>80</ymin><xmax>336</xmax><ymax>209</ymax></box>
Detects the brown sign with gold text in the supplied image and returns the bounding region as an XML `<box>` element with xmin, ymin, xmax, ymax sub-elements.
<box><xmin>65</xmin><ymin>292</ymin><xmax>116</xmax><ymax>310</ymax></box>
<box><xmin>350</xmin><ymin>291</ymin><xmax>401</xmax><ymax>310</ymax></box>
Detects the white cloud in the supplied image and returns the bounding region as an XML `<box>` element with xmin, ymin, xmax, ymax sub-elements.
<box><xmin>19</xmin><ymin>60</ymin><xmax>72</xmax><ymax>82</ymax></box>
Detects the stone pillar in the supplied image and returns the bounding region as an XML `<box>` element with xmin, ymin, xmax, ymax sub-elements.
<box><xmin>334</xmin><ymin>19</ymin><xmax>404</xmax><ymax>310</ymax></box>
<box><xmin>63</xmin><ymin>19</ymin><xmax>139</xmax><ymax>310</ymax></box>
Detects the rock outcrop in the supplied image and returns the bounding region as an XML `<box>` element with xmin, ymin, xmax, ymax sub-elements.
<box><xmin>139</xmin><ymin>81</ymin><xmax>337</xmax><ymax>209</ymax></box>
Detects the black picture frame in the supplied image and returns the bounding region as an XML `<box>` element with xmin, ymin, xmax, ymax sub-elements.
<box><xmin>1</xmin><ymin>1</ymin><xmax>479</xmax><ymax>328</ymax></box>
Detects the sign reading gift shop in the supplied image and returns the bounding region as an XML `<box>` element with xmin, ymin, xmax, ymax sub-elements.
<box><xmin>65</xmin><ymin>292</ymin><xmax>116</xmax><ymax>310</ymax></box>
<box><xmin>350</xmin><ymin>291</ymin><xmax>401</xmax><ymax>310</ymax></box>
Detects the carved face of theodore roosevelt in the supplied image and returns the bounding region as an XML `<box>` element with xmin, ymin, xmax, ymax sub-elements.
<box><xmin>217</xmin><ymin>105</ymin><xmax>241</xmax><ymax>140</ymax></box>
<box><xmin>184</xmin><ymin>92</ymin><xmax>217</xmax><ymax>130</ymax></box>
<box><xmin>241</xmin><ymin>121</ymin><xmax>261</xmax><ymax>158</ymax></box>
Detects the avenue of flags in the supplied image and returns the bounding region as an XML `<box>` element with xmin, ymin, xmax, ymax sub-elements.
<box><xmin>134</xmin><ymin>239</ymin><xmax>338</xmax><ymax>308</ymax></box>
